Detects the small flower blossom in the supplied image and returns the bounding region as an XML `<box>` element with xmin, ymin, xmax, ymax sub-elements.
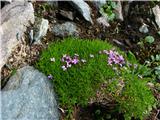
<box><xmin>50</xmin><ymin>57</ymin><xmax>55</xmax><ymax>62</ymax></box>
<box><xmin>81</xmin><ymin>59</ymin><xmax>87</xmax><ymax>63</ymax></box>
<box><xmin>66</xmin><ymin>62</ymin><xmax>72</xmax><ymax>68</ymax></box>
<box><xmin>103</xmin><ymin>50</ymin><xmax>108</xmax><ymax>54</ymax></box>
<box><xmin>74</xmin><ymin>53</ymin><xmax>79</xmax><ymax>57</ymax></box>
<box><xmin>99</xmin><ymin>51</ymin><xmax>102</xmax><ymax>54</ymax></box>
<box><xmin>62</xmin><ymin>65</ymin><xmax>67</xmax><ymax>71</ymax></box>
<box><xmin>134</xmin><ymin>64</ymin><xmax>138</xmax><ymax>69</ymax></box>
<box><xmin>48</xmin><ymin>74</ymin><xmax>53</xmax><ymax>80</ymax></box>
<box><xmin>72</xmin><ymin>58</ymin><xmax>79</xmax><ymax>64</ymax></box>
<box><xmin>89</xmin><ymin>54</ymin><xmax>94</xmax><ymax>58</ymax></box>
<box><xmin>61</xmin><ymin>54</ymin><xmax>80</xmax><ymax>71</ymax></box>
<box><xmin>106</xmin><ymin>50</ymin><xmax>125</xmax><ymax>66</ymax></box>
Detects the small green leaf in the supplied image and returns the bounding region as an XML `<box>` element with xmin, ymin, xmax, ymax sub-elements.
<box><xmin>127</xmin><ymin>51</ymin><xmax>137</xmax><ymax>62</ymax></box>
<box><xmin>155</xmin><ymin>54</ymin><xmax>160</xmax><ymax>61</ymax></box>
<box><xmin>145</xmin><ymin>36</ymin><xmax>155</xmax><ymax>44</ymax></box>
<box><xmin>151</xmin><ymin>55</ymin><xmax>155</xmax><ymax>61</ymax></box>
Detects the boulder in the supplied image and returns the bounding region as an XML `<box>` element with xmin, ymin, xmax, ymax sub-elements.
<box><xmin>52</xmin><ymin>22</ymin><xmax>79</xmax><ymax>37</ymax></box>
<box><xmin>0</xmin><ymin>2</ymin><xmax>34</xmax><ymax>70</ymax></box>
<box><xmin>1</xmin><ymin>66</ymin><xmax>60</xmax><ymax>120</ymax></box>
<box><xmin>69</xmin><ymin>0</ymin><xmax>93</xmax><ymax>23</ymax></box>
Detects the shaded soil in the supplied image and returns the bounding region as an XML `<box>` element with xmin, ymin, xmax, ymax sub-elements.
<box><xmin>1</xmin><ymin>1</ymin><xmax>160</xmax><ymax>120</ymax></box>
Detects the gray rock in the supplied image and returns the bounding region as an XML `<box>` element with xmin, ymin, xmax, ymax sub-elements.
<box><xmin>114</xmin><ymin>0</ymin><xmax>123</xmax><ymax>21</ymax></box>
<box><xmin>92</xmin><ymin>0</ymin><xmax>106</xmax><ymax>10</ymax></box>
<box><xmin>52</xmin><ymin>22</ymin><xmax>79</xmax><ymax>37</ymax></box>
<box><xmin>97</xmin><ymin>16</ymin><xmax>110</xmax><ymax>28</ymax></box>
<box><xmin>0</xmin><ymin>2</ymin><xmax>34</xmax><ymax>70</ymax></box>
<box><xmin>59</xmin><ymin>10</ymin><xmax>74</xmax><ymax>21</ymax></box>
<box><xmin>47</xmin><ymin>1</ymin><xmax>58</xmax><ymax>8</ymax></box>
<box><xmin>33</xmin><ymin>18</ymin><xmax>49</xmax><ymax>44</ymax></box>
<box><xmin>1</xmin><ymin>66</ymin><xmax>59</xmax><ymax>120</ymax></box>
<box><xmin>139</xmin><ymin>23</ymin><xmax>149</xmax><ymax>33</ymax></box>
<box><xmin>69</xmin><ymin>0</ymin><xmax>93</xmax><ymax>23</ymax></box>
<box><xmin>152</xmin><ymin>5</ymin><xmax>160</xmax><ymax>29</ymax></box>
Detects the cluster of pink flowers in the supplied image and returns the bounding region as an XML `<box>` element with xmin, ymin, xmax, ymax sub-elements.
<box><xmin>61</xmin><ymin>54</ymin><xmax>79</xmax><ymax>71</ymax></box>
<box><xmin>99</xmin><ymin>49</ymin><xmax>125</xmax><ymax>66</ymax></box>
<box><xmin>106</xmin><ymin>50</ymin><xmax>125</xmax><ymax>66</ymax></box>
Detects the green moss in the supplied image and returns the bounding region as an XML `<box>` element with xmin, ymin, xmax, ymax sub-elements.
<box><xmin>36</xmin><ymin>37</ymin><xmax>156</xmax><ymax>119</ymax></box>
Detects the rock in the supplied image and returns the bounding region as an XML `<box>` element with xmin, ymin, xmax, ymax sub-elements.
<box><xmin>152</xmin><ymin>5</ymin><xmax>160</xmax><ymax>29</ymax></box>
<box><xmin>92</xmin><ymin>0</ymin><xmax>106</xmax><ymax>10</ymax></box>
<box><xmin>139</xmin><ymin>23</ymin><xmax>149</xmax><ymax>33</ymax></box>
<box><xmin>124</xmin><ymin>2</ymin><xmax>130</xmax><ymax>17</ymax></box>
<box><xmin>69</xmin><ymin>0</ymin><xmax>93</xmax><ymax>23</ymax></box>
<box><xmin>52</xmin><ymin>22</ymin><xmax>79</xmax><ymax>37</ymax></box>
<box><xmin>1</xmin><ymin>0</ymin><xmax>11</xmax><ymax>8</ymax></box>
<box><xmin>1</xmin><ymin>66</ymin><xmax>60</xmax><ymax>120</ymax></box>
<box><xmin>47</xmin><ymin>1</ymin><xmax>58</xmax><ymax>8</ymax></box>
<box><xmin>0</xmin><ymin>2</ymin><xmax>34</xmax><ymax>70</ymax></box>
<box><xmin>97</xmin><ymin>16</ymin><xmax>110</xmax><ymax>28</ymax></box>
<box><xmin>59</xmin><ymin>10</ymin><xmax>74</xmax><ymax>21</ymax></box>
<box><xmin>32</xmin><ymin>18</ymin><xmax>49</xmax><ymax>44</ymax></box>
<box><xmin>114</xmin><ymin>0</ymin><xmax>123</xmax><ymax>21</ymax></box>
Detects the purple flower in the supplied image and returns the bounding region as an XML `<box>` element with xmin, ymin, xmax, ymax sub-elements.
<box><xmin>48</xmin><ymin>74</ymin><xmax>53</xmax><ymax>80</ymax></box>
<box><xmin>72</xmin><ymin>58</ymin><xmax>79</xmax><ymax>64</ymax></box>
<box><xmin>106</xmin><ymin>50</ymin><xmax>125</xmax><ymax>66</ymax></box>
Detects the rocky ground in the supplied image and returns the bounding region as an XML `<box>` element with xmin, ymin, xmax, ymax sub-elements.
<box><xmin>1</xmin><ymin>0</ymin><xmax>160</xmax><ymax>120</ymax></box>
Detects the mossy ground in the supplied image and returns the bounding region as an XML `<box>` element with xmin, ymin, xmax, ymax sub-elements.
<box><xmin>36</xmin><ymin>37</ymin><xmax>157</xmax><ymax>119</ymax></box>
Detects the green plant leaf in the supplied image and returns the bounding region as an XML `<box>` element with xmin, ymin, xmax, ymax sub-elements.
<box><xmin>145</xmin><ymin>36</ymin><xmax>155</xmax><ymax>44</ymax></box>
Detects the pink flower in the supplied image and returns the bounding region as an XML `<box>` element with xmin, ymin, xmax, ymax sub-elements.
<box><xmin>48</xmin><ymin>74</ymin><xmax>53</xmax><ymax>80</ymax></box>
<box><xmin>72</xmin><ymin>58</ymin><xmax>79</xmax><ymax>64</ymax></box>
<box><xmin>105</xmin><ymin>50</ymin><xmax>125</xmax><ymax>66</ymax></box>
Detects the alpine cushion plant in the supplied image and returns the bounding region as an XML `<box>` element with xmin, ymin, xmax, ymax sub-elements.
<box><xmin>36</xmin><ymin>37</ymin><xmax>157</xmax><ymax>119</ymax></box>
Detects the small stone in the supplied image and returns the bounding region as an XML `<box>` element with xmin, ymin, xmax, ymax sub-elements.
<box><xmin>139</xmin><ymin>23</ymin><xmax>149</xmax><ymax>33</ymax></box>
<box><xmin>52</xmin><ymin>22</ymin><xmax>79</xmax><ymax>37</ymax></box>
<box><xmin>59</xmin><ymin>10</ymin><xmax>74</xmax><ymax>21</ymax></box>
<box><xmin>152</xmin><ymin>5</ymin><xmax>160</xmax><ymax>29</ymax></box>
<box><xmin>97</xmin><ymin>16</ymin><xmax>110</xmax><ymax>28</ymax></box>
<box><xmin>33</xmin><ymin>18</ymin><xmax>49</xmax><ymax>44</ymax></box>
